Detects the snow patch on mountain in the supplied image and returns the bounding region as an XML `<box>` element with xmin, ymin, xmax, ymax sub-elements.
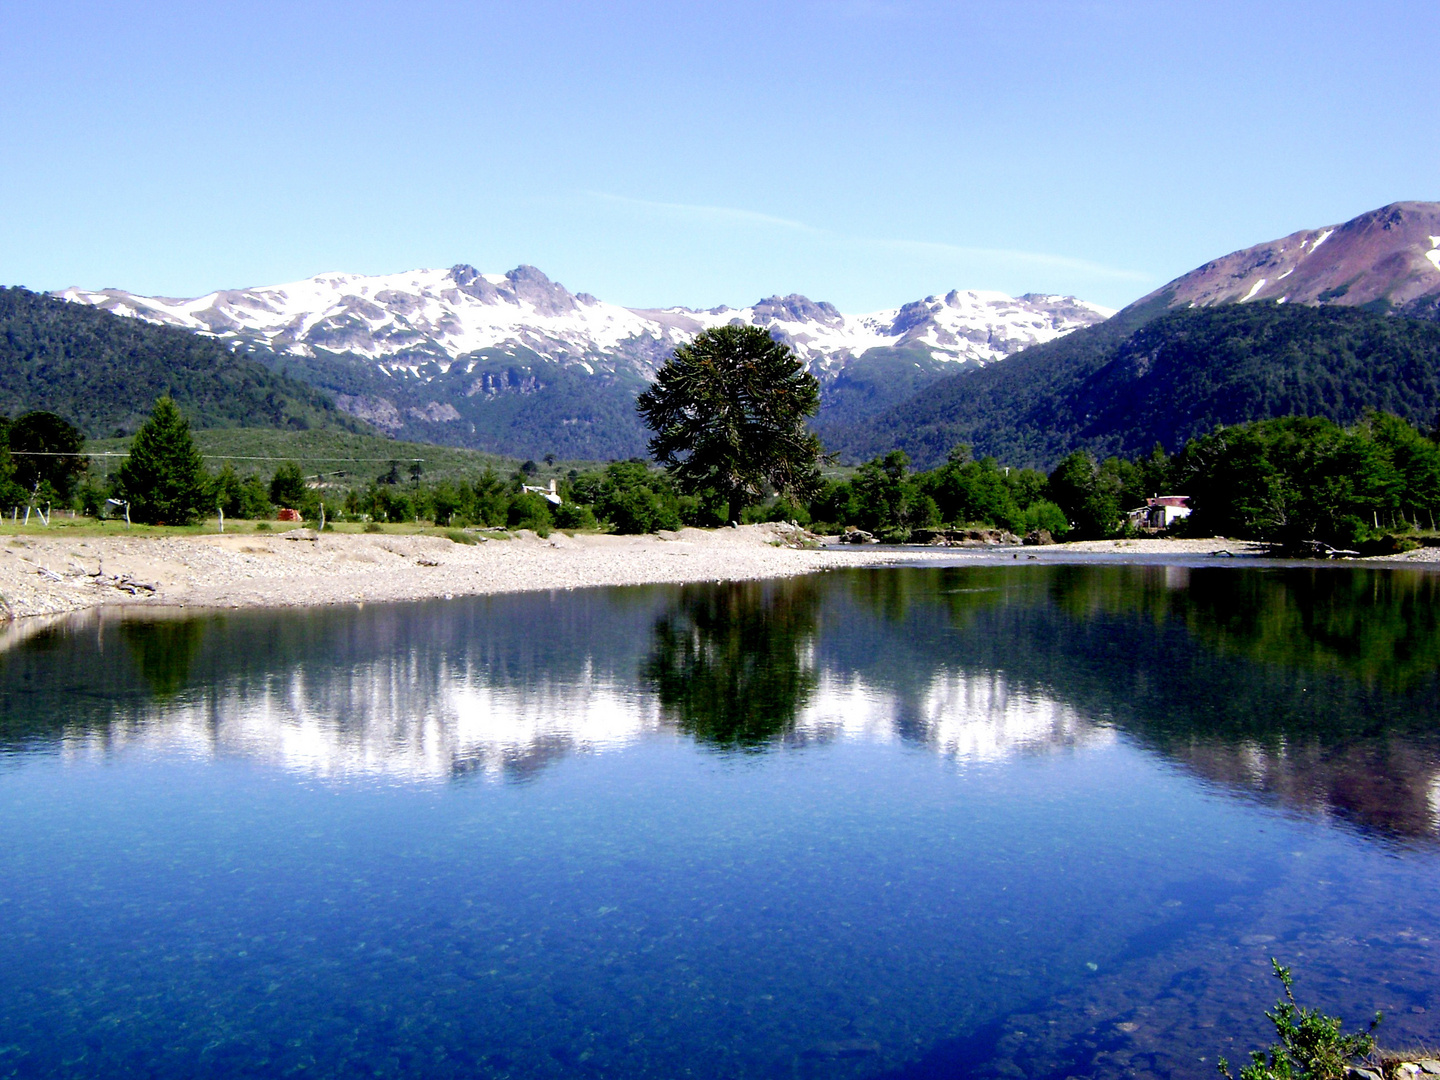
<box><xmin>57</xmin><ymin>264</ymin><xmax>1112</xmax><ymax>381</ymax></box>
<box><xmin>1129</xmin><ymin>202</ymin><xmax>1440</xmax><ymax>316</ymax></box>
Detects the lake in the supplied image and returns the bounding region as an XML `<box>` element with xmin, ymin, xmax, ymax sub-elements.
<box><xmin>1</xmin><ymin>564</ymin><xmax>1437</xmax><ymax>1079</ymax></box>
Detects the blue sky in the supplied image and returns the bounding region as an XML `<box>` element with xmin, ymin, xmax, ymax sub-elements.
<box><xmin>2</xmin><ymin>0</ymin><xmax>1436</xmax><ymax>311</ymax></box>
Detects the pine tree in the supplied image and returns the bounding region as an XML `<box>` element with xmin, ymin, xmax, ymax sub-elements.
<box><xmin>115</xmin><ymin>397</ymin><xmax>210</xmax><ymax>525</ymax></box>
<box><xmin>637</xmin><ymin>325</ymin><xmax>823</xmax><ymax>521</ymax></box>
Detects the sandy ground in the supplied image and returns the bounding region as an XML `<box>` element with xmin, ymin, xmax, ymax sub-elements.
<box><xmin>0</xmin><ymin>527</ymin><xmax>1428</xmax><ymax>623</ymax></box>
<box><xmin>0</xmin><ymin>524</ymin><xmax>887</xmax><ymax>621</ymax></box>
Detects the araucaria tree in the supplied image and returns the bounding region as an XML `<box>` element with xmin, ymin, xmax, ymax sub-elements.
<box><xmin>637</xmin><ymin>325</ymin><xmax>824</xmax><ymax>521</ymax></box>
<box><xmin>115</xmin><ymin>397</ymin><xmax>210</xmax><ymax>525</ymax></box>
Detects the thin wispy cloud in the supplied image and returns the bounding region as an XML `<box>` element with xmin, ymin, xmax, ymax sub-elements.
<box><xmin>584</xmin><ymin>192</ymin><xmax>822</xmax><ymax>235</ymax></box>
<box><xmin>874</xmin><ymin>238</ymin><xmax>1152</xmax><ymax>282</ymax></box>
<box><xmin>586</xmin><ymin>191</ymin><xmax>1150</xmax><ymax>284</ymax></box>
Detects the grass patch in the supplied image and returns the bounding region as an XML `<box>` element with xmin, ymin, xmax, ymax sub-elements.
<box><xmin>85</xmin><ymin>428</ymin><xmax>605</xmax><ymax>487</ymax></box>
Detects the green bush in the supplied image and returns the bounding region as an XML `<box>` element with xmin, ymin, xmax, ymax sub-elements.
<box><xmin>1021</xmin><ymin>499</ymin><xmax>1070</xmax><ymax>538</ymax></box>
<box><xmin>77</xmin><ymin>477</ymin><xmax>108</xmax><ymax>519</ymax></box>
<box><xmin>1047</xmin><ymin>450</ymin><xmax>1123</xmax><ymax>539</ymax></box>
<box><xmin>507</xmin><ymin>491</ymin><xmax>553</xmax><ymax>536</ymax></box>
<box><xmin>742</xmin><ymin>497</ymin><xmax>812</xmax><ymax>526</ymax></box>
<box><xmin>552</xmin><ymin>501</ymin><xmax>598</xmax><ymax>530</ymax></box>
<box><xmin>214</xmin><ymin>464</ymin><xmax>273</xmax><ymax>520</ymax></box>
<box><xmin>1218</xmin><ymin>960</ymin><xmax>1379</xmax><ymax>1080</ymax></box>
<box><xmin>576</xmin><ymin>461</ymin><xmax>682</xmax><ymax>534</ymax></box>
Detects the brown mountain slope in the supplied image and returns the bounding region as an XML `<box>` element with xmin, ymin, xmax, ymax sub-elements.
<box><xmin>1129</xmin><ymin>200</ymin><xmax>1440</xmax><ymax>317</ymax></box>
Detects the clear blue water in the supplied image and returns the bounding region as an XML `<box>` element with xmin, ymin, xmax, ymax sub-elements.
<box><xmin>0</xmin><ymin>565</ymin><xmax>1437</xmax><ymax>1079</ymax></box>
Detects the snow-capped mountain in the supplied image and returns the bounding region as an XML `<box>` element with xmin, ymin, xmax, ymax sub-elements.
<box><xmin>1130</xmin><ymin>201</ymin><xmax>1440</xmax><ymax>317</ymax></box>
<box><xmin>57</xmin><ymin>266</ymin><xmax>1111</xmax><ymax>459</ymax></box>
<box><xmin>59</xmin><ymin>265</ymin><xmax>1109</xmax><ymax>377</ymax></box>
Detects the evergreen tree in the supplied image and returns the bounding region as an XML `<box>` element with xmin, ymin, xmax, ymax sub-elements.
<box><xmin>269</xmin><ymin>461</ymin><xmax>309</xmax><ymax>510</ymax></box>
<box><xmin>637</xmin><ymin>325</ymin><xmax>823</xmax><ymax>521</ymax></box>
<box><xmin>0</xmin><ymin>416</ymin><xmax>23</xmax><ymax>508</ymax></box>
<box><xmin>114</xmin><ymin>397</ymin><xmax>210</xmax><ymax>525</ymax></box>
<box><xmin>9</xmin><ymin>411</ymin><xmax>87</xmax><ymax>498</ymax></box>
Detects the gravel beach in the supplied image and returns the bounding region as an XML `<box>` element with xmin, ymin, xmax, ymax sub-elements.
<box><xmin>1</xmin><ymin>526</ymin><xmax>1429</xmax><ymax>624</ymax></box>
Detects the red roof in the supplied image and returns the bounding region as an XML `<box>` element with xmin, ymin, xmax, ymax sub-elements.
<box><xmin>1147</xmin><ymin>496</ymin><xmax>1190</xmax><ymax>507</ymax></box>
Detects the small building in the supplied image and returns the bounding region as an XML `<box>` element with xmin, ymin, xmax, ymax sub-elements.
<box><xmin>1126</xmin><ymin>495</ymin><xmax>1192</xmax><ymax>530</ymax></box>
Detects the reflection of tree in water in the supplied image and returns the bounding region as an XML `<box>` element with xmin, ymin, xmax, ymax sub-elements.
<box><xmin>121</xmin><ymin>617</ymin><xmax>208</xmax><ymax>699</ymax></box>
<box><xmin>1178</xmin><ymin>567</ymin><xmax>1440</xmax><ymax>694</ymax></box>
<box><xmin>861</xmin><ymin>564</ymin><xmax>1440</xmax><ymax>843</ymax></box>
<box><xmin>642</xmin><ymin>579</ymin><xmax>820</xmax><ymax>749</ymax></box>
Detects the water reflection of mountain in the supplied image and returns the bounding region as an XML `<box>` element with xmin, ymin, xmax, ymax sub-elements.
<box><xmin>0</xmin><ymin>593</ymin><xmax>670</xmax><ymax>782</ymax></box>
<box><xmin>2</xmin><ymin>565</ymin><xmax>1437</xmax><ymax>840</ymax></box>
<box><xmin>819</xmin><ymin>565</ymin><xmax>1440</xmax><ymax>843</ymax></box>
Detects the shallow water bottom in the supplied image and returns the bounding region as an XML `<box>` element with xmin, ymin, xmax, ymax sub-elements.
<box><xmin>0</xmin><ymin>565</ymin><xmax>1436</xmax><ymax>1078</ymax></box>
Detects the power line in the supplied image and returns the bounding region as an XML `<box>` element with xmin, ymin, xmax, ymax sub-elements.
<box><xmin>9</xmin><ymin>451</ymin><xmax>426</xmax><ymax>462</ymax></box>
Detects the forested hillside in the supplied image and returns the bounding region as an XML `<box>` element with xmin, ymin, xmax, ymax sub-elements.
<box><xmin>256</xmin><ymin>342</ymin><xmax>652</xmax><ymax>461</ymax></box>
<box><xmin>0</xmin><ymin>288</ymin><xmax>372</xmax><ymax>437</ymax></box>
<box><xmin>830</xmin><ymin>299</ymin><xmax>1440</xmax><ymax>469</ymax></box>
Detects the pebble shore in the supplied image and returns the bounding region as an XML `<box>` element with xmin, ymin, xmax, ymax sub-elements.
<box><xmin>3</xmin><ymin>526</ymin><xmax>1429</xmax><ymax>625</ymax></box>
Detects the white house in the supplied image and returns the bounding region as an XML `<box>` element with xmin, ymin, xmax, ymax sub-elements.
<box><xmin>1127</xmin><ymin>495</ymin><xmax>1192</xmax><ymax>530</ymax></box>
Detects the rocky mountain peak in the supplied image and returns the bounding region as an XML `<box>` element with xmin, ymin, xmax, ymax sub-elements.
<box><xmin>1130</xmin><ymin>200</ymin><xmax>1440</xmax><ymax>319</ymax></box>
<box><xmin>751</xmin><ymin>294</ymin><xmax>845</xmax><ymax>328</ymax></box>
<box><xmin>56</xmin><ymin>267</ymin><xmax>1109</xmax><ymax>389</ymax></box>
<box><xmin>503</xmin><ymin>265</ymin><xmax>579</xmax><ymax>317</ymax></box>
<box><xmin>448</xmin><ymin>264</ymin><xmax>483</xmax><ymax>286</ymax></box>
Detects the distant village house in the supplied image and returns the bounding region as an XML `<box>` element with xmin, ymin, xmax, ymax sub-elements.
<box><xmin>1127</xmin><ymin>495</ymin><xmax>1192</xmax><ymax>530</ymax></box>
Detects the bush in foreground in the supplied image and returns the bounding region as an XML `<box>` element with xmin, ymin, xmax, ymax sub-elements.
<box><xmin>1218</xmin><ymin>960</ymin><xmax>1379</xmax><ymax>1080</ymax></box>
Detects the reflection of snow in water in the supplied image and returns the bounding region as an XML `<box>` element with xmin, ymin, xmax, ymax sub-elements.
<box><xmin>1238</xmin><ymin>741</ymin><xmax>1270</xmax><ymax>786</ymax></box>
<box><xmin>61</xmin><ymin>656</ymin><xmax>662</xmax><ymax>784</ymax></box>
<box><xmin>60</xmin><ymin>657</ymin><xmax>1111</xmax><ymax>782</ymax></box>
<box><xmin>798</xmin><ymin>669</ymin><xmax>1112</xmax><ymax>762</ymax></box>
<box><xmin>1430</xmin><ymin>776</ymin><xmax>1440</xmax><ymax>834</ymax></box>
<box><xmin>60</xmin><ymin>659</ymin><xmax>1116</xmax><ymax>781</ymax></box>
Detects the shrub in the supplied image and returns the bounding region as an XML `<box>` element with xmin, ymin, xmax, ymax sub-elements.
<box><xmin>471</xmin><ymin>468</ymin><xmax>511</xmax><ymax>527</ymax></box>
<box><xmin>1021</xmin><ymin>499</ymin><xmax>1070</xmax><ymax>539</ymax></box>
<box><xmin>507</xmin><ymin>491</ymin><xmax>553</xmax><ymax>536</ymax></box>
<box><xmin>577</xmin><ymin>462</ymin><xmax>683</xmax><ymax>534</ymax></box>
<box><xmin>77</xmin><ymin>477</ymin><xmax>108</xmax><ymax>519</ymax></box>
<box><xmin>1218</xmin><ymin>960</ymin><xmax>1379</xmax><ymax>1080</ymax></box>
<box><xmin>269</xmin><ymin>461</ymin><xmax>308</xmax><ymax>509</ymax></box>
<box><xmin>552</xmin><ymin>502</ymin><xmax>598</xmax><ymax>530</ymax></box>
<box><xmin>741</xmin><ymin>497</ymin><xmax>813</xmax><ymax>526</ymax></box>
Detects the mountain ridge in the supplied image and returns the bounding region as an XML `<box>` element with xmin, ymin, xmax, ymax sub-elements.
<box><xmin>1127</xmin><ymin>200</ymin><xmax>1440</xmax><ymax>317</ymax></box>
<box><xmin>827</xmin><ymin>200</ymin><xmax>1440</xmax><ymax>469</ymax></box>
<box><xmin>58</xmin><ymin>266</ymin><xmax>1111</xmax><ymax>377</ymax></box>
<box><xmin>56</xmin><ymin>266</ymin><xmax>1111</xmax><ymax>459</ymax></box>
<box><xmin>0</xmin><ymin>287</ymin><xmax>372</xmax><ymax>439</ymax></box>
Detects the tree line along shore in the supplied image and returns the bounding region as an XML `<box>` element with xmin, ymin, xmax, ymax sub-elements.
<box><xmin>5</xmin><ymin>401</ymin><xmax>1439</xmax><ymax>557</ymax></box>
<box><xmin>4</xmin><ymin>323</ymin><xmax>1440</xmax><ymax>557</ymax></box>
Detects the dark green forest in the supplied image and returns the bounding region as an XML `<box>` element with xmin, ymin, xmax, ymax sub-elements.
<box><xmin>831</xmin><ymin>300</ymin><xmax>1440</xmax><ymax>469</ymax></box>
<box><xmin>814</xmin><ymin>410</ymin><xmax>1440</xmax><ymax>551</ymax></box>
<box><xmin>248</xmin><ymin>341</ymin><xmax>655</xmax><ymax>461</ymax></box>
<box><xmin>0</xmin><ymin>288</ymin><xmax>371</xmax><ymax>438</ymax></box>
